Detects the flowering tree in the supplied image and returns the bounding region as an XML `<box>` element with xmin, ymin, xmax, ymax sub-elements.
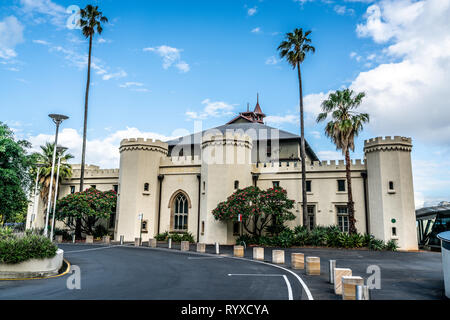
<box><xmin>55</xmin><ymin>187</ymin><xmax>117</xmax><ymax>235</ymax></box>
<box><xmin>212</xmin><ymin>186</ymin><xmax>295</xmax><ymax>237</ymax></box>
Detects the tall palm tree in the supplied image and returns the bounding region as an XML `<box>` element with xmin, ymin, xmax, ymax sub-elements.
<box><xmin>316</xmin><ymin>89</ymin><xmax>369</xmax><ymax>234</ymax></box>
<box><xmin>77</xmin><ymin>5</ymin><xmax>108</xmax><ymax>238</ymax></box>
<box><xmin>33</xmin><ymin>143</ymin><xmax>74</xmax><ymax>225</ymax></box>
<box><xmin>278</xmin><ymin>28</ymin><xmax>315</xmax><ymax>230</ymax></box>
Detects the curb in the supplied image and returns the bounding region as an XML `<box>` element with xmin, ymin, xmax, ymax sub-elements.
<box><xmin>0</xmin><ymin>259</ymin><xmax>71</xmax><ymax>281</ymax></box>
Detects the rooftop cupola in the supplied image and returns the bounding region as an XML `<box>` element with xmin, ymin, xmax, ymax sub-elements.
<box><xmin>227</xmin><ymin>94</ymin><xmax>266</xmax><ymax>124</ymax></box>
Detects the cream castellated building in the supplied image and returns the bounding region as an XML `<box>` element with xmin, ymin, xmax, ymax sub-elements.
<box><xmin>27</xmin><ymin>100</ymin><xmax>418</xmax><ymax>250</ymax></box>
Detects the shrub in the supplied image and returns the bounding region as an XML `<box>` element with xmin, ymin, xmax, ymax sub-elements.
<box><xmin>54</xmin><ymin>228</ymin><xmax>73</xmax><ymax>241</ymax></box>
<box><xmin>385</xmin><ymin>239</ymin><xmax>399</xmax><ymax>251</ymax></box>
<box><xmin>275</xmin><ymin>229</ymin><xmax>295</xmax><ymax>248</ymax></box>
<box><xmin>181</xmin><ymin>232</ymin><xmax>195</xmax><ymax>243</ymax></box>
<box><xmin>309</xmin><ymin>227</ymin><xmax>327</xmax><ymax>246</ymax></box>
<box><xmin>0</xmin><ymin>227</ymin><xmax>14</xmax><ymax>241</ymax></box>
<box><xmin>155</xmin><ymin>231</ymin><xmax>169</xmax><ymax>241</ymax></box>
<box><xmin>0</xmin><ymin>234</ymin><xmax>58</xmax><ymax>264</ymax></box>
<box><xmin>368</xmin><ymin>238</ymin><xmax>385</xmax><ymax>251</ymax></box>
<box><xmin>93</xmin><ymin>224</ymin><xmax>109</xmax><ymax>239</ymax></box>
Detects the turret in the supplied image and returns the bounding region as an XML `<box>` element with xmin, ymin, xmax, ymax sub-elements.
<box><xmin>115</xmin><ymin>138</ymin><xmax>168</xmax><ymax>241</ymax></box>
<box><xmin>364</xmin><ymin>136</ymin><xmax>418</xmax><ymax>250</ymax></box>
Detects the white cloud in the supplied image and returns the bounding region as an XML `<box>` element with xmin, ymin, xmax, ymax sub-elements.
<box><xmin>251</xmin><ymin>27</ymin><xmax>261</xmax><ymax>33</ymax></box>
<box><xmin>265</xmin><ymin>114</ymin><xmax>298</xmax><ymax>126</ymax></box>
<box><xmin>310</xmin><ymin>131</ymin><xmax>321</xmax><ymax>139</ymax></box>
<box><xmin>119</xmin><ymin>82</ymin><xmax>144</xmax><ymax>88</ymax></box>
<box><xmin>32</xmin><ymin>39</ymin><xmax>49</xmax><ymax>45</ymax></box>
<box><xmin>27</xmin><ymin>128</ymin><xmax>177</xmax><ymax>169</ymax></box>
<box><xmin>144</xmin><ymin>45</ymin><xmax>190</xmax><ymax>73</ymax></box>
<box><xmin>248</xmin><ymin>7</ymin><xmax>258</xmax><ymax>16</ymax></box>
<box><xmin>186</xmin><ymin>99</ymin><xmax>236</xmax><ymax>120</ymax></box>
<box><xmin>334</xmin><ymin>5</ymin><xmax>355</xmax><ymax>15</ymax></box>
<box><xmin>0</xmin><ymin>16</ymin><xmax>24</xmax><ymax>60</ymax></box>
<box><xmin>317</xmin><ymin>150</ymin><xmax>344</xmax><ymax>160</ymax></box>
<box><xmin>20</xmin><ymin>0</ymin><xmax>67</xmax><ymax>26</ymax></box>
<box><xmin>265</xmin><ymin>56</ymin><xmax>280</xmax><ymax>65</ymax></box>
<box><xmin>102</xmin><ymin>69</ymin><xmax>127</xmax><ymax>81</ymax></box>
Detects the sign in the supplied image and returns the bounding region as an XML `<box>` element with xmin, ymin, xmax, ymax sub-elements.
<box><xmin>238</xmin><ymin>214</ymin><xmax>242</xmax><ymax>222</ymax></box>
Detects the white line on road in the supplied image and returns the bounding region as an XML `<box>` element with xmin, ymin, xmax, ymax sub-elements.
<box><xmin>228</xmin><ymin>274</ymin><xmax>293</xmax><ymax>300</ymax></box>
<box><xmin>64</xmin><ymin>245</ymin><xmax>127</xmax><ymax>254</ymax></box>
<box><xmin>188</xmin><ymin>256</ymin><xmax>225</xmax><ymax>260</ymax></box>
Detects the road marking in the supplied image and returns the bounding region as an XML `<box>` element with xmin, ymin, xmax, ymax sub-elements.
<box><xmin>188</xmin><ymin>256</ymin><xmax>225</xmax><ymax>260</ymax></box>
<box><xmin>64</xmin><ymin>245</ymin><xmax>126</xmax><ymax>254</ymax></box>
<box><xmin>228</xmin><ymin>274</ymin><xmax>293</xmax><ymax>300</ymax></box>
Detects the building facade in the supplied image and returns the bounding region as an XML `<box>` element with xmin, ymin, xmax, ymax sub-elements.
<box><xmin>27</xmin><ymin>102</ymin><xmax>419</xmax><ymax>250</ymax></box>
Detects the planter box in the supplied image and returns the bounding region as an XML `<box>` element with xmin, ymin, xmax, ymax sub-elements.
<box><xmin>272</xmin><ymin>250</ymin><xmax>285</xmax><ymax>264</ymax></box>
<box><xmin>253</xmin><ymin>247</ymin><xmax>264</xmax><ymax>261</ymax></box>
<box><xmin>55</xmin><ymin>235</ymin><xmax>63</xmax><ymax>243</ymax></box>
<box><xmin>102</xmin><ymin>236</ymin><xmax>110</xmax><ymax>244</ymax></box>
<box><xmin>234</xmin><ymin>245</ymin><xmax>244</xmax><ymax>257</ymax></box>
<box><xmin>0</xmin><ymin>249</ymin><xmax>64</xmax><ymax>279</ymax></box>
<box><xmin>291</xmin><ymin>253</ymin><xmax>304</xmax><ymax>269</ymax></box>
<box><xmin>306</xmin><ymin>256</ymin><xmax>321</xmax><ymax>275</ymax></box>
<box><xmin>85</xmin><ymin>235</ymin><xmax>93</xmax><ymax>244</ymax></box>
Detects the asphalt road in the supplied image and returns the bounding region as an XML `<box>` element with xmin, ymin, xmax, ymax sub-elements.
<box><xmin>0</xmin><ymin>244</ymin><xmax>307</xmax><ymax>300</ymax></box>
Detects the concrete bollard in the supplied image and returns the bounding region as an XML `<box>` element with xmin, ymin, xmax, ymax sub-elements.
<box><xmin>272</xmin><ymin>250</ymin><xmax>285</xmax><ymax>264</ymax></box>
<box><xmin>134</xmin><ymin>237</ymin><xmax>141</xmax><ymax>247</ymax></box>
<box><xmin>356</xmin><ymin>285</ymin><xmax>370</xmax><ymax>300</ymax></box>
<box><xmin>168</xmin><ymin>238</ymin><xmax>172</xmax><ymax>249</ymax></box>
<box><xmin>149</xmin><ymin>238</ymin><xmax>157</xmax><ymax>248</ymax></box>
<box><xmin>215</xmin><ymin>242</ymin><xmax>220</xmax><ymax>255</ymax></box>
<box><xmin>342</xmin><ymin>276</ymin><xmax>364</xmax><ymax>300</ymax></box>
<box><xmin>306</xmin><ymin>256</ymin><xmax>321</xmax><ymax>275</ymax></box>
<box><xmin>85</xmin><ymin>235</ymin><xmax>94</xmax><ymax>244</ymax></box>
<box><xmin>102</xmin><ymin>235</ymin><xmax>110</xmax><ymax>244</ymax></box>
<box><xmin>55</xmin><ymin>235</ymin><xmax>63</xmax><ymax>243</ymax></box>
<box><xmin>291</xmin><ymin>253</ymin><xmax>305</xmax><ymax>269</ymax></box>
<box><xmin>329</xmin><ymin>260</ymin><xmax>336</xmax><ymax>284</ymax></box>
<box><xmin>72</xmin><ymin>234</ymin><xmax>76</xmax><ymax>243</ymax></box>
<box><xmin>197</xmin><ymin>243</ymin><xmax>206</xmax><ymax>253</ymax></box>
<box><xmin>334</xmin><ymin>268</ymin><xmax>352</xmax><ymax>295</ymax></box>
<box><xmin>234</xmin><ymin>245</ymin><xmax>244</xmax><ymax>257</ymax></box>
<box><xmin>181</xmin><ymin>241</ymin><xmax>190</xmax><ymax>251</ymax></box>
<box><xmin>120</xmin><ymin>235</ymin><xmax>124</xmax><ymax>245</ymax></box>
<box><xmin>253</xmin><ymin>247</ymin><xmax>264</xmax><ymax>261</ymax></box>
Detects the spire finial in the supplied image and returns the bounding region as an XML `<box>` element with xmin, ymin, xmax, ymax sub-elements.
<box><xmin>257</xmin><ymin>93</ymin><xmax>259</xmax><ymax>104</ymax></box>
<box><xmin>247</xmin><ymin>103</ymin><xmax>249</xmax><ymax>112</ymax></box>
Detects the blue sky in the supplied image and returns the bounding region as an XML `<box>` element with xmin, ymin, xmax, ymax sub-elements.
<box><xmin>1</xmin><ymin>0</ymin><xmax>450</xmax><ymax>207</ymax></box>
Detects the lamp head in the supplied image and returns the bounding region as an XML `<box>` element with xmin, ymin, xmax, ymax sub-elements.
<box><xmin>56</xmin><ymin>146</ymin><xmax>68</xmax><ymax>153</ymax></box>
<box><xmin>49</xmin><ymin>114</ymin><xmax>69</xmax><ymax>124</ymax></box>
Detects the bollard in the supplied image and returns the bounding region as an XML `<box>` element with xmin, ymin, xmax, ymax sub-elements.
<box><xmin>356</xmin><ymin>285</ymin><xmax>370</xmax><ymax>300</ymax></box>
<box><xmin>120</xmin><ymin>235</ymin><xmax>124</xmax><ymax>245</ymax></box>
<box><xmin>55</xmin><ymin>235</ymin><xmax>63</xmax><ymax>243</ymax></box>
<box><xmin>197</xmin><ymin>243</ymin><xmax>206</xmax><ymax>253</ymax></box>
<box><xmin>253</xmin><ymin>247</ymin><xmax>264</xmax><ymax>261</ymax></box>
<box><xmin>85</xmin><ymin>235</ymin><xmax>94</xmax><ymax>244</ymax></box>
<box><xmin>342</xmin><ymin>276</ymin><xmax>364</xmax><ymax>300</ymax></box>
<box><xmin>334</xmin><ymin>268</ymin><xmax>352</xmax><ymax>295</ymax></box>
<box><xmin>291</xmin><ymin>253</ymin><xmax>304</xmax><ymax>269</ymax></box>
<box><xmin>272</xmin><ymin>250</ymin><xmax>285</xmax><ymax>264</ymax></box>
<box><xmin>149</xmin><ymin>238</ymin><xmax>157</xmax><ymax>248</ymax></box>
<box><xmin>72</xmin><ymin>234</ymin><xmax>75</xmax><ymax>244</ymax></box>
<box><xmin>306</xmin><ymin>257</ymin><xmax>321</xmax><ymax>275</ymax></box>
<box><xmin>102</xmin><ymin>235</ymin><xmax>110</xmax><ymax>244</ymax></box>
<box><xmin>181</xmin><ymin>241</ymin><xmax>190</xmax><ymax>251</ymax></box>
<box><xmin>234</xmin><ymin>245</ymin><xmax>244</xmax><ymax>257</ymax></box>
<box><xmin>168</xmin><ymin>237</ymin><xmax>172</xmax><ymax>249</ymax></box>
<box><xmin>215</xmin><ymin>242</ymin><xmax>220</xmax><ymax>255</ymax></box>
<box><xmin>134</xmin><ymin>237</ymin><xmax>141</xmax><ymax>247</ymax></box>
<box><xmin>329</xmin><ymin>260</ymin><xmax>336</xmax><ymax>284</ymax></box>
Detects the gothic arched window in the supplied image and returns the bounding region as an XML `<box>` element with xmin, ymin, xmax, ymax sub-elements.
<box><xmin>173</xmin><ymin>193</ymin><xmax>188</xmax><ymax>231</ymax></box>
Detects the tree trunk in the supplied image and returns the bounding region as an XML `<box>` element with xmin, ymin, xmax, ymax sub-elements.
<box><xmin>345</xmin><ymin>149</ymin><xmax>356</xmax><ymax>234</ymax></box>
<box><xmin>297</xmin><ymin>62</ymin><xmax>308</xmax><ymax>230</ymax></box>
<box><xmin>76</xmin><ymin>34</ymin><xmax>93</xmax><ymax>239</ymax></box>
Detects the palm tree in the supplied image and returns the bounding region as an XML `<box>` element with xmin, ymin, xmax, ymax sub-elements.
<box><xmin>278</xmin><ymin>28</ymin><xmax>315</xmax><ymax>230</ymax></box>
<box><xmin>33</xmin><ymin>143</ymin><xmax>74</xmax><ymax>225</ymax></box>
<box><xmin>77</xmin><ymin>5</ymin><xmax>108</xmax><ymax>238</ymax></box>
<box><xmin>316</xmin><ymin>89</ymin><xmax>369</xmax><ymax>234</ymax></box>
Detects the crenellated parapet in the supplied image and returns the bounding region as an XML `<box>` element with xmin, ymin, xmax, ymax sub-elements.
<box><xmin>201</xmin><ymin>132</ymin><xmax>253</xmax><ymax>149</ymax></box>
<box><xmin>254</xmin><ymin>159</ymin><xmax>366</xmax><ymax>173</ymax></box>
<box><xmin>119</xmin><ymin>138</ymin><xmax>169</xmax><ymax>155</ymax></box>
<box><xmin>71</xmin><ymin>168</ymin><xmax>120</xmax><ymax>178</ymax></box>
<box><xmin>364</xmin><ymin>136</ymin><xmax>412</xmax><ymax>154</ymax></box>
<box><xmin>161</xmin><ymin>155</ymin><xmax>202</xmax><ymax>166</ymax></box>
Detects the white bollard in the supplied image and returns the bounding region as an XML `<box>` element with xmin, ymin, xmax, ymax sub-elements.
<box><xmin>215</xmin><ymin>242</ymin><xmax>220</xmax><ymax>255</ymax></box>
<box><xmin>120</xmin><ymin>235</ymin><xmax>124</xmax><ymax>245</ymax></box>
<box><xmin>168</xmin><ymin>237</ymin><xmax>172</xmax><ymax>249</ymax></box>
<box><xmin>72</xmin><ymin>234</ymin><xmax>75</xmax><ymax>244</ymax></box>
<box><xmin>329</xmin><ymin>260</ymin><xmax>336</xmax><ymax>284</ymax></box>
<box><xmin>356</xmin><ymin>285</ymin><xmax>370</xmax><ymax>300</ymax></box>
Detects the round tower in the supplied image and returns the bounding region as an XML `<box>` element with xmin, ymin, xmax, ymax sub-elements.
<box><xmin>364</xmin><ymin>136</ymin><xmax>418</xmax><ymax>251</ymax></box>
<box><xmin>199</xmin><ymin>132</ymin><xmax>253</xmax><ymax>244</ymax></box>
<box><xmin>115</xmin><ymin>138</ymin><xmax>168</xmax><ymax>242</ymax></box>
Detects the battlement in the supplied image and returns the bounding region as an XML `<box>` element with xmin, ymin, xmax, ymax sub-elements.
<box><xmin>201</xmin><ymin>132</ymin><xmax>253</xmax><ymax>149</ymax></box>
<box><xmin>254</xmin><ymin>159</ymin><xmax>366</xmax><ymax>173</ymax></box>
<box><xmin>364</xmin><ymin>136</ymin><xmax>412</xmax><ymax>153</ymax></box>
<box><xmin>160</xmin><ymin>155</ymin><xmax>202</xmax><ymax>166</ymax></box>
<box><xmin>120</xmin><ymin>137</ymin><xmax>169</xmax><ymax>154</ymax></box>
<box><xmin>71</xmin><ymin>167</ymin><xmax>120</xmax><ymax>178</ymax></box>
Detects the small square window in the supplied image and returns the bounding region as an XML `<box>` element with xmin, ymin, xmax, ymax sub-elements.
<box><xmin>306</xmin><ymin>180</ymin><xmax>312</xmax><ymax>192</ymax></box>
<box><xmin>392</xmin><ymin>227</ymin><xmax>397</xmax><ymax>236</ymax></box>
<box><xmin>337</xmin><ymin>180</ymin><xmax>346</xmax><ymax>192</ymax></box>
<box><xmin>273</xmin><ymin>181</ymin><xmax>280</xmax><ymax>188</ymax></box>
<box><xmin>389</xmin><ymin>181</ymin><xmax>394</xmax><ymax>190</ymax></box>
<box><xmin>144</xmin><ymin>183</ymin><xmax>150</xmax><ymax>192</ymax></box>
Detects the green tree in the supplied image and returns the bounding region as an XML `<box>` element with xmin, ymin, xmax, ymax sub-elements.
<box><xmin>278</xmin><ymin>28</ymin><xmax>315</xmax><ymax>230</ymax></box>
<box><xmin>0</xmin><ymin>122</ymin><xmax>33</xmax><ymax>224</ymax></box>
<box><xmin>32</xmin><ymin>142</ymin><xmax>73</xmax><ymax>219</ymax></box>
<box><xmin>316</xmin><ymin>89</ymin><xmax>369</xmax><ymax>234</ymax></box>
<box><xmin>212</xmin><ymin>186</ymin><xmax>295</xmax><ymax>237</ymax></box>
<box><xmin>56</xmin><ymin>187</ymin><xmax>117</xmax><ymax>235</ymax></box>
<box><xmin>77</xmin><ymin>4</ymin><xmax>108</xmax><ymax>238</ymax></box>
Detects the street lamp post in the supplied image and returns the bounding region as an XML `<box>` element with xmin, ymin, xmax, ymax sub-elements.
<box><xmin>50</xmin><ymin>146</ymin><xmax>68</xmax><ymax>241</ymax></box>
<box><xmin>30</xmin><ymin>163</ymin><xmax>45</xmax><ymax>231</ymax></box>
<box><xmin>44</xmin><ymin>114</ymin><xmax>68</xmax><ymax>238</ymax></box>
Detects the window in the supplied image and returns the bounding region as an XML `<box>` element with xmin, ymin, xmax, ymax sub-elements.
<box><xmin>91</xmin><ymin>185</ymin><xmax>97</xmax><ymax>189</ymax></box>
<box><xmin>389</xmin><ymin>181</ymin><xmax>394</xmax><ymax>190</ymax></box>
<box><xmin>233</xmin><ymin>222</ymin><xmax>240</xmax><ymax>235</ymax></box>
<box><xmin>337</xmin><ymin>206</ymin><xmax>349</xmax><ymax>233</ymax></box>
<box><xmin>337</xmin><ymin>180</ymin><xmax>346</xmax><ymax>192</ymax></box>
<box><xmin>273</xmin><ymin>181</ymin><xmax>280</xmax><ymax>188</ymax></box>
<box><xmin>144</xmin><ymin>183</ymin><xmax>149</xmax><ymax>192</ymax></box>
<box><xmin>234</xmin><ymin>180</ymin><xmax>239</xmax><ymax>190</ymax></box>
<box><xmin>70</xmin><ymin>186</ymin><xmax>75</xmax><ymax>194</ymax></box>
<box><xmin>141</xmin><ymin>220</ymin><xmax>148</xmax><ymax>232</ymax></box>
<box><xmin>203</xmin><ymin>181</ymin><xmax>206</xmax><ymax>193</ymax></box>
<box><xmin>201</xmin><ymin>221</ymin><xmax>205</xmax><ymax>235</ymax></box>
<box><xmin>173</xmin><ymin>193</ymin><xmax>188</xmax><ymax>231</ymax></box>
<box><xmin>109</xmin><ymin>212</ymin><xmax>116</xmax><ymax>229</ymax></box>
<box><xmin>113</xmin><ymin>185</ymin><xmax>118</xmax><ymax>193</ymax></box>
<box><xmin>266</xmin><ymin>141</ymin><xmax>272</xmax><ymax>158</ymax></box>
<box><xmin>392</xmin><ymin>227</ymin><xmax>397</xmax><ymax>236</ymax></box>
<box><xmin>306</xmin><ymin>180</ymin><xmax>312</xmax><ymax>192</ymax></box>
<box><xmin>307</xmin><ymin>205</ymin><xmax>315</xmax><ymax>230</ymax></box>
